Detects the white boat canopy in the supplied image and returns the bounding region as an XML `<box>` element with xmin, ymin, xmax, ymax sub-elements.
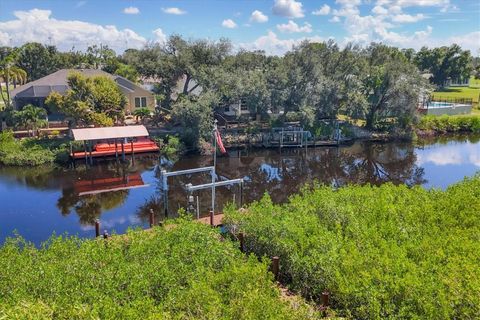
<box><xmin>71</xmin><ymin>125</ymin><xmax>149</xmax><ymax>141</ymax></box>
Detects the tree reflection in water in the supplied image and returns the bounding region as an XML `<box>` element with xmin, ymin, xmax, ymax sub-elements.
<box><xmin>160</xmin><ymin>140</ymin><xmax>426</xmax><ymax>212</ymax></box>
<box><xmin>0</xmin><ymin>140</ymin><xmax>431</xmax><ymax>224</ymax></box>
<box><xmin>57</xmin><ymin>189</ymin><xmax>129</xmax><ymax>225</ymax></box>
<box><xmin>56</xmin><ymin>160</ymin><xmax>154</xmax><ymax>225</ymax></box>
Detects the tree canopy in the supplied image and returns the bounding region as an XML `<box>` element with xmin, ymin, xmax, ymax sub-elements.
<box><xmin>46</xmin><ymin>72</ymin><xmax>126</xmax><ymax>127</ymax></box>
<box><xmin>414</xmin><ymin>44</ymin><xmax>473</xmax><ymax>86</ymax></box>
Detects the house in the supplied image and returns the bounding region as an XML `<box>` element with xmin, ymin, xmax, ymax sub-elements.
<box><xmin>10</xmin><ymin>69</ymin><xmax>155</xmax><ymax>117</ymax></box>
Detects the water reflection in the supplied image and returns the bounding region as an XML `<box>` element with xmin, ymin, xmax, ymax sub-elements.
<box><xmin>0</xmin><ymin>134</ymin><xmax>478</xmax><ymax>245</ymax></box>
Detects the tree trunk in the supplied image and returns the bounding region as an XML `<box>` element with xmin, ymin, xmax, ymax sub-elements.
<box><xmin>4</xmin><ymin>73</ymin><xmax>11</xmax><ymax>108</ymax></box>
<box><xmin>183</xmin><ymin>74</ymin><xmax>191</xmax><ymax>95</ymax></box>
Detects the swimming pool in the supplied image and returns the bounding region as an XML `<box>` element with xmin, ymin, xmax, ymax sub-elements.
<box><xmin>427</xmin><ymin>101</ymin><xmax>455</xmax><ymax>108</ymax></box>
<box><xmin>421</xmin><ymin>101</ymin><xmax>472</xmax><ymax>115</ymax></box>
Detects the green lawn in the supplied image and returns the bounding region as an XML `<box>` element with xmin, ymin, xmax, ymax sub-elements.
<box><xmin>432</xmin><ymin>77</ymin><xmax>480</xmax><ymax>109</ymax></box>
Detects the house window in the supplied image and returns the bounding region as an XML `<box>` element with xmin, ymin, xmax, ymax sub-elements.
<box><xmin>224</xmin><ymin>106</ymin><xmax>230</xmax><ymax>112</ymax></box>
<box><xmin>240</xmin><ymin>104</ymin><xmax>248</xmax><ymax>111</ymax></box>
<box><xmin>135</xmin><ymin>97</ymin><xmax>148</xmax><ymax>108</ymax></box>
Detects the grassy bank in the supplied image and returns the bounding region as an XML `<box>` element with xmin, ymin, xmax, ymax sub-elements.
<box><xmin>416</xmin><ymin>114</ymin><xmax>480</xmax><ymax>133</ymax></box>
<box><xmin>0</xmin><ymin>131</ymin><xmax>71</xmax><ymax>166</ymax></box>
<box><xmin>224</xmin><ymin>176</ymin><xmax>480</xmax><ymax>319</ymax></box>
<box><xmin>0</xmin><ymin>218</ymin><xmax>318</xmax><ymax>319</ymax></box>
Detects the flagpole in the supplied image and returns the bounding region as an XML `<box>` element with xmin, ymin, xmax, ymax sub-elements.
<box><xmin>212</xmin><ymin>119</ymin><xmax>217</xmax><ymax>216</ymax></box>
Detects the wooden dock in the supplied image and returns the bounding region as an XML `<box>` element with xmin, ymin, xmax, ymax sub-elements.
<box><xmin>197</xmin><ymin>213</ymin><xmax>225</xmax><ymax>227</ymax></box>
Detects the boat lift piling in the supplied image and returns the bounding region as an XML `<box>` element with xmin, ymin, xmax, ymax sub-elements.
<box><xmin>160</xmin><ymin>166</ymin><xmax>215</xmax><ymax>219</ymax></box>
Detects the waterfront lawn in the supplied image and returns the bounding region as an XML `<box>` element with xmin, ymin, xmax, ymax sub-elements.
<box><xmin>225</xmin><ymin>176</ymin><xmax>480</xmax><ymax>319</ymax></box>
<box><xmin>0</xmin><ymin>218</ymin><xmax>318</xmax><ymax>319</ymax></box>
<box><xmin>432</xmin><ymin>86</ymin><xmax>480</xmax><ymax>108</ymax></box>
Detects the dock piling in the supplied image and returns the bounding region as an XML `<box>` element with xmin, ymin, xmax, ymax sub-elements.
<box><xmin>209</xmin><ymin>209</ymin><xmax>214</xmax><ymax>226</ymax></box>
<box><xmin>149</xmin><ymin>209</ymin><xmax>155</xmax><ymax>228</ymax></box>
<box><xmin>239</xmin><ymin>232</ymin><xmax>245</xmax><ymax>253</ymax></box>
<box><xmin>321</xmin><ymin>291</ymin><xmax>330</xmax><ymax>307</ymax></box>
<box><xmin>272</xmin><ymin>256</ymin><xmax>280</xmax><ymax>281</ymax></box>
<box><xmin>95</xmin><ymin>220</ymin><xmax>100</xmax><ymax>237</ymax></box>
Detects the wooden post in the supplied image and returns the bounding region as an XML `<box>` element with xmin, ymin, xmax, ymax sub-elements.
<box><xmin>115</xmin><ymin>139</ymin><xmax>118</xmax><ymax>161</ymax></box>
<box><xmin>272</xmin><ymin>256</ymin><xmax>279</xmax><ymax>281</ymax></box>
<box><xmin>130</xmin><ymin>139</ymin><xmax>135</xmax><ymax>163</ymax></box>
<box><xmin>321</xmin><ymin>291</ymin><xmax>329</xmax><ymax>307</ymax></box>
<box><xmin>89</xmin><ymin>141</ymin><xmax>93</xmax><ymax>165</ymax></box>
<box><xmin>84</xmin><ymin>141</ymin><xmax>88</xmax><ymax>166</ymax></box>
<box><xmin>149</xmin><ymin>209</ymin><xmax>155</xmax><ymax>228</ymax></box>
<box><xmin>209</xmin><ymin>209</ymin><xmax>214</xmax><ymax>226</ymax></box>
<box><xmin>121</xmin><ymin>139</ymin><xmax>125</xmax><ymax>161</ymax></box>
<box><xmin>95</xmin><ymin>220</ymin><xmax>100</xmax><ymax>237</ymax></box>
<box><xmin>239</xmin><ymin>232</ymin><xmax>245</xmax><ymax>253</ymax></box>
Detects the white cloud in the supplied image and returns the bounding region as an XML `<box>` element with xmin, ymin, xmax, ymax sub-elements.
<box><xmin>241</xmin><ymin>31</ymin><xmax>324</xmax><ymax>55</ymax></box>
<box><xmin>330</xmin><ymin>16</ymin><xmax>341</xmax><ymax>23</ymax></box>
<box><xmin>312</xmin><ymin>4</ymin><xmax>330</xmax><ymax>16</ymax></box>
<box><xmin>391</xmin><ymin>13</ymin><xmax>426</xmax><ymax>23</ymax></box>
<box><xmin>272</xmin><ymin>0</ymin><xmax>304</xmax><ymax>18</ymax></box>
<box><xmin>162</xmin><ymin>7</ymin><xmax>186</xmax><ymax>15</ymax></box>
<box><xmin>277</xmin><ymin>20</ymin><xmax>312</xmax><ymax>33</ymax></box>
<box><xmin>444</xmin><ymin>31</ymin><xmax>480</xmax><ymax>54</ymax></box>
<box><xmin>123</xmin><ymin>6</ymin><xmax>139</xmax><ymax>15</ymax></box>
<box><xmin>250</xmin><ymin>10</ymin><xmax>268</xmax><ymax>23</ymax></box>
<box><xmin>377</xmin><ymin>0</ymin><xmax>453</xmax><ymax>13</ymax></box>
<box><xmin>372</xmin><ymin>6</ymin><xmax>388</xmax><ymax>15</ymax></box>
<box><xmin>0</xmin><ymin>9</ymin><xmax>147</xmax><ymax>52</ymax></box>
<box><xmin>152</xmin><ymin>28</ymin><xmax>166</xmax><ymax>43</ymax></box>
<box><xmin>393</xmin><ymin>0</ymin><xmax>449</xmax><ymax>7</ymax></box>
<box><xmin>222</xmin><ymin>19</ymin><xmax>237</xmax><ymax>29</ymax></box>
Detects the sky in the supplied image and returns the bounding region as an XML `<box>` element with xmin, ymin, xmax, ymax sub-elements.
<box><xmin>0</xmin><ymin>0</ymin><xmax>479</xmax><ymax>55</ymax></box>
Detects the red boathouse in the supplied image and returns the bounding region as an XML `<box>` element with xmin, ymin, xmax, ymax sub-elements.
<box><xmin>71</xmin><ymin>125</ymin><xmax>159</xmax><ymax>162</ymax></box>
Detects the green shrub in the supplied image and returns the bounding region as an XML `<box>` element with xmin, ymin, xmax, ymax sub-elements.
<box><xmin>0</xmin><ymin>218</ymin><xmax>318</xmax><ymax>319</ymax></box>
<box><xmin>0</xmin><ymin>131</ymin><xmax>73</xmax><ymax>166</ymax></box>
<box><xmin>225</xmin><ymin>176</ymin><xmax>480</xmax><ymax>319</ymax></box>
<box><xmin>417</xmin><ymin>114</ymin><xmax>480</xmax><ymax>133</ymax></box>
<box><xmin>158</xmin><ymin>135</ymin><xmax>184</xmax><ymax>157</ymax></box>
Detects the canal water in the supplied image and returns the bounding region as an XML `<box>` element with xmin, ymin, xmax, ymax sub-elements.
<box><xmin>1</xmin><ymin>134</ymin><xmax>479</xmax><ymax>245</ymax></box>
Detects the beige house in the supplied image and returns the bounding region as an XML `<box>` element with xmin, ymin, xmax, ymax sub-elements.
<box><xmin>11</xmin><ymin>69</ymin><xmax>155</xmax><ymax>118</ymax></box>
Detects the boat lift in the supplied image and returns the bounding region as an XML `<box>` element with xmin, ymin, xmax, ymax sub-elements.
<box><xmin>161</xmin><ymin>166</ymin><xmax>215</xmax><ymax>217</ymax></box>
<box><xmin>160</xmin><ymin>166</ymin><xmax>244</xmax><ymax>221</ymax></box>
<box><xmin>186</xmin><ymin>178</ymin><xmax>244</xmax><ymax>222</ymax></box>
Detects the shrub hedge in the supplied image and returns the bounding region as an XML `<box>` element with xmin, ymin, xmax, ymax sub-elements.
<box><xmin>417</xmin><ymin>114</ymin><xmax>480</xmax><ymax>133</ymax></box>
<box><xmin>224</xmin><ymin>176</ymin><xmax>480</xmax><ymax>319</ymax></box>
<box><xmin>0</xmin><ymin>131</ymin><xmax>73</xmax><ymax>166</ymax></box>
<box><xmin>0</xmin><ymin>218</ymin><xmax>318</xmax><ymax>319</ymax></box>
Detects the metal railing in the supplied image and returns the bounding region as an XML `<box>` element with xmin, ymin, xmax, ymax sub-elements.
<box><xmin>419</xmin><ymin>97</ymin><xmax>473</xmax><ymax>109</ymax></box>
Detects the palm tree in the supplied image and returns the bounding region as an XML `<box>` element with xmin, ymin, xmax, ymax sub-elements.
<box><xmin>133</xmin><ymin>107</ymin><xmax>152</xmax><ymax>124</ymax></box>
<box><xmin>0</xmin><ymin>54</ymin><xmax>27</xmax><ymax>109</ymax></box>
<box><xmin>14</xmin><ymin>104</ymin><xmax>47</xmax><ymax>137</ymax></box>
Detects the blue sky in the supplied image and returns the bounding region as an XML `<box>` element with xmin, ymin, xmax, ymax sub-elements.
<box><xmin>0</xmin><ymin>0</ymin><xmax>479</xmax><ymax>55</ymax></box>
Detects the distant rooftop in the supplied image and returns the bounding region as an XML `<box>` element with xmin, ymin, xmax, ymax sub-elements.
<box><xmin>11</xmin><ymin>69</ymin><xmax>136</xmax><ymax>98</ymax></box>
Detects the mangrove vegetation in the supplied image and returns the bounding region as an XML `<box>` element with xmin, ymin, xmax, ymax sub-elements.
<box><xmin>224</xmin><ymin>176</ymin><xmax>480</xmax><ymax>319</ymax></box>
